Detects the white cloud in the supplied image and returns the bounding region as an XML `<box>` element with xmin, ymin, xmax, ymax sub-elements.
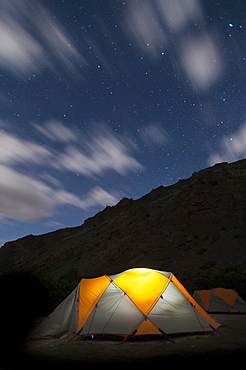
<box><xmin>42</xmin><ymin>221</ymin><xmax>63</xmax><ymax>228</ymax></box>
<box><xmin>0</xmin><ymin>19</ymin><xmax>45</xmax><ymax>76</ymax></box>
<box><xmin>0</xmin><ymin>165</ymin><xmax>55</xmax><ymax>222</ymax></box>
<box><xmin>32</xmin><ymin>2</ymin><xmax>87</xmax><ymax>74</ymax></box>
<box><xmin>157</xmin><ymin>0</ymin><xmax>203</xmax><ymax>32</ymax></box>
<box><xmin>55</xmin><ymin>186</ymin><xmax>118</xmax><ymax>209</ymax></box>
<box><xmin>139</xmin><ymin>123</ymin><xmax>169</xmax><ymax>147</ymax></box>
<box><xmin>208</xmin><ymin>123</ymin><xmax>246</xmax><ymax>166</ymax></box>
<box><xmin>32</xmin><ymin>120</ymin><xmax>77</xmax><ymax>143</ymax></box>
<box><xmin>180</xmin><ymin>33</ymin><xmax>223</xmax><ymax>91</ymax></box>
<box><xmin>123</xmin><ymin>1</ymin><xmax>167</xmax><ymax>56</ymax></box>
<box><xmin>0</xmin><ymin>0</ymin><xmax>86</xmax><ymax>77</ymax></box>
<box><xmin>122</xmin><ymin>0</ymin><xmax>223</xmax><ymax>90</ymax></box>
<box><xmin>0</xmin><ymin>122</ymin><xmax>142</xmax><ymax>177</ymax></box>
<box><xmin>50</xmin><ymin>126</ymin><xmax>143</xmax><ymax>176</ymax></box>
<box><xmin>81</xmin><ymin>186</ymin><xmax>119</xmax><ymax>208</ymax></box>
<box><xmin>0</xmin><ymin>164</ymin><xmax>118</xmax><ymax>222</ymax></box>
<box><xmin>0</xmin><ymin>122</ymin><xmax>141</xmax><ymax>222</ymax></box>
<box><xmin>0</xmin><ymin>131</ymin><xmax>51</xmax><ymax>165</ymax></box>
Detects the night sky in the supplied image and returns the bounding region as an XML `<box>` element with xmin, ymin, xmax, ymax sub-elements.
<box><xmin>0</xmin><ymin>0</ymin><xmax>245</xmax><ymax>245</ymax></box>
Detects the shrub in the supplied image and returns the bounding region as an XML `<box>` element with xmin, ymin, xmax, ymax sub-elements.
<box><xmin>199</xmin><ymin>260</ymin><xmax>217</xmax><ymax>270</ymax></box>
<box><xmin>196</xmin><ymin>248</ymin><xmax>207</xmax><ymax>255</ymax></box>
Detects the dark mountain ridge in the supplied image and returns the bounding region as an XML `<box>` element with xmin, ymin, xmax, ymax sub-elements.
<box><xmin>0</xmin><ymin>160</ymin><xmax>246</xmax><ymax>290</ymax></box>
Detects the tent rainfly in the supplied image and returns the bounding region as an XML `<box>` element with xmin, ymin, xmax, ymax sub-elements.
<box><xmin>193</xmin><ymin>288</ymin><xmax>246</xmax><ymax>313</ymax></box>
<box><xmin>31</xmin><ymin>268</ymin><xmax>220</xmax><ymax>339</ymax></box>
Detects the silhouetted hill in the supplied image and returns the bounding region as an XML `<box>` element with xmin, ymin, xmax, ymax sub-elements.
<box><xmin>0</xmin><ymin>160</ymin><xmax>246</xmax><ymax>297</ymax></box>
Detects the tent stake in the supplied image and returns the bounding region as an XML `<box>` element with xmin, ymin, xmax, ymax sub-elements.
<box><xmin>158</xmin><ymin>328</ymin><xmax>175</xmax><ymax>343</ymax></box>
<box><xmin>118</xmin><ymin>329</ymin><xmax>137</xmax><ymax>345</ymax></box>
<box><xmin>117</xmin><ymin>335</ymin><xmax>129</xmax><ymax>345</ymax></box>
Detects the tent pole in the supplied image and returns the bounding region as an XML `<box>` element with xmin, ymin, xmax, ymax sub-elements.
<box><xmin>68</xmin><ymin>327</ymin><xmax>83</xmax><ymax>342</ymax></box>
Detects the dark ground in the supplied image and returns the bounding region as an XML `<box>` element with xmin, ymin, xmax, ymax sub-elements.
<box><xmin>1</xmin><ymin>314</ymin><xmax>244</xmax><ymax>369</ymax></box>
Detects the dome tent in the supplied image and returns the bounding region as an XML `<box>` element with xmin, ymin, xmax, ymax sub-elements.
<box><xmin>193</xmin><ymin>288</ymin><xmax>246</xmax><ymax>313</ymax></box>
<box><xmin>31</xmin><ymin>268</ymin><xmax>220</xmax><ymax>339</ymax></box>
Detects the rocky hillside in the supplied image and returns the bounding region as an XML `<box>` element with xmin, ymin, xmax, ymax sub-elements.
<box><xmin>0</xmin><ymin>160</ymin><xmax>246</xmax><ymax>285</ymax></box>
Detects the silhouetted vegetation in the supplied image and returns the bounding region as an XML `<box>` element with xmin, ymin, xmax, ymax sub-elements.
<box><xmin>183</xmin><ymin>262</ymin><xmax>246</xmax><ymax>299</ymax></box>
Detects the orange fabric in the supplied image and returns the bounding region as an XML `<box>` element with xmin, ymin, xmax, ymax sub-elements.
<box><xmin>77</xmin><ymin>275</ymin><xmax>111</xmax><ymax>331</ymax></box>
<box><xmin>213</xmin><ymin>288</ymin><xmax>237</xmax><ymax>306</ymax></box>
<box><xmin>196</xmin><ymin>290</ymin><xmax>212</xmax><ymax>311</ymax></box>
<box><xmin>113</xmin><ymin>268</ymin><xmax>169</xmax><ymax>315</ymax></box>
<box><xmin>230</xmin><ymin>307</ymin><xmax>239</xmax><ymax>313</ymax></box>
<box><xmin>135</xmin><ymin>318</ymin><xmax>161</xmax><ymax>335</ymax></box>
<box><xmin>171</xmin><ymin>275</ymin><xmax>221</xmax><ymax>330</ymax></box>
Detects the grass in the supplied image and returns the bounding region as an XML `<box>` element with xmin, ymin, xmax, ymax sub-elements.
<box><xmin>21</xmin><ymin>314</ymin><xmax>246</xmax><ymax>367</ymax></box>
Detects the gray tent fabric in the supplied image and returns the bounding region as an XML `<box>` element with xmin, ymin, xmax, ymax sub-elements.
<box><xmin>148</xmin><ymin>281</ymin><xmax>212</xmax><ymax>334</ymax></box>
<box><xmin>193</xmin><ymin>288</ymin><xmax>246</xmax><ymax>313</ymax></box>
<box><xmin>31</xmin><ymin>286</ymin><xmax>79</xmax><ymax>339</ymax></box>
<box><xmin>81</xmin><ymin>282</ymin><xmax>144</xmax><ymax>335</ymax></box>
<box><xmin>30</xmin><ymin>268</ymin><xmax>220</xmax><ymax>339</ymax></box>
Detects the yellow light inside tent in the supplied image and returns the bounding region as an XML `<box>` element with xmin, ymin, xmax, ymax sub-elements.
<box><xmin>135</xmin><ymin>268</ymin><xmax>152</xmax><ymax>273</ymax></box>
<box><xmin>113</xmin><ymin>268</ymin><xmax>169</xmax><ymax>315</ymax></box>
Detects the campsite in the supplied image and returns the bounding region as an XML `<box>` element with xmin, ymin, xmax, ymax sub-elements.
<box><xmin>1</xmin><ymin>0</ymin><xmax>245</xmax><ymax>367</ymax></box>
<box><xmin>1</xmin><ymin>161</ymin><xmax>246</xmax><ymax>368</ymax></box>
<box><xmin>4</xmin><ymin>268</ymin><xmax>246</xmax><ymax>368</ymax></box>
<box><xmin>23</xmin><ymin>268</ymin><xmax>245</xmax><ymax>366</ymax></box>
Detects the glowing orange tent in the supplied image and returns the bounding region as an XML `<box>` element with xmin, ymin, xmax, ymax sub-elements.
<box><xmin>31</xmin><ymin>268</ymin><xmax>220</xmax><ymax>339</ymax></box>
<box><xmin>193</xmin><ymin>288</ymin><xmax>246</xmax><ymax>313</ymax></box>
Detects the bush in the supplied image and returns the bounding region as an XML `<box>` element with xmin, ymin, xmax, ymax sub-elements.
<box><xmin>38</xmin><ymin>267</ymin><xmax>80</xmax><ymax>314</ymax></box>
<box><xmin>199</xmin><ymin>260</ymin><xmax>217</xmax><ymax>270</ymax></box>
<box><xmin>182</xmin><ymin>262</ymin><xmax>246</xmax><ymax>299</ymax></box>
<box><xmin>196</xmin><ymin>247</ymin><xmax>207</xmax><ymax>255</ymax></box>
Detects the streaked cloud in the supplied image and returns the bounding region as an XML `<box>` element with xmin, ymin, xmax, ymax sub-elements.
<box><xmin>55</xmin><ymin>186</ymin><xmax>118</xmax><ymax>210</ymax></box>
<box><xmin>0</xmin><ymin>121</ymin><xmax>142</xmax><ymax>222</ymax></box>
<box><xmin>180</xmin><ymin>33</ymin><xmax>223</xmax><ymax>91</ymax></box>
<box><xmin>0</xmin><ymin>165</ymin><xmax>54</xmax><ymax>222</ymax></box>
<box><xmin>32</xmin><ymin>120</ymin><xmax>143</xmax><ymax>176</ymax></box>
<box><xmin>123</xmin><ymin>1</ymin><xmax>167</xmax><ymax>57</ymax></box>
<box><xmin>32</xmin><ymin>120</ymin><xmax>77</xmax><ymax>143</ymax></box>
<box><xmin>0</xmin><ymin>0</ymin><xmax>86</xmax><ymax>77</ymax></box>
<box><xmin>0</xmin><ymin>164</ymin><xmax>118</xmax><ymax>222</ymax></box>
<box><xmin>0</xmin><ymin>131</ymin><xmax>51</xmax><ymax>165</ymax></box>
<box><xmin>122</xmin><ymin>0</ymin><xmax>223</xmax><ymax>90</ymax></box>
<box><xmin>157</xmin><ymin>0</ymin><xmax>203</xmax><ymax>32</ymax></box>
<box><xmin>208</xmin><ymin>123</ymin><xmax>246</xmax><ymax>166</ymax></box>
<box><xmin>57</xmin><ymin>132</ymin><xmax>143</xmax><ymax>176</ymax></box>
<box><xmin>139</xmin><ymin>123</ymin><xmax>169</xmax><ymax>147</ymax></box>
<box><xmin>0</xmin><ymin>19</ymin><xmax>44</xmax><ymax>76</ymax></box>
